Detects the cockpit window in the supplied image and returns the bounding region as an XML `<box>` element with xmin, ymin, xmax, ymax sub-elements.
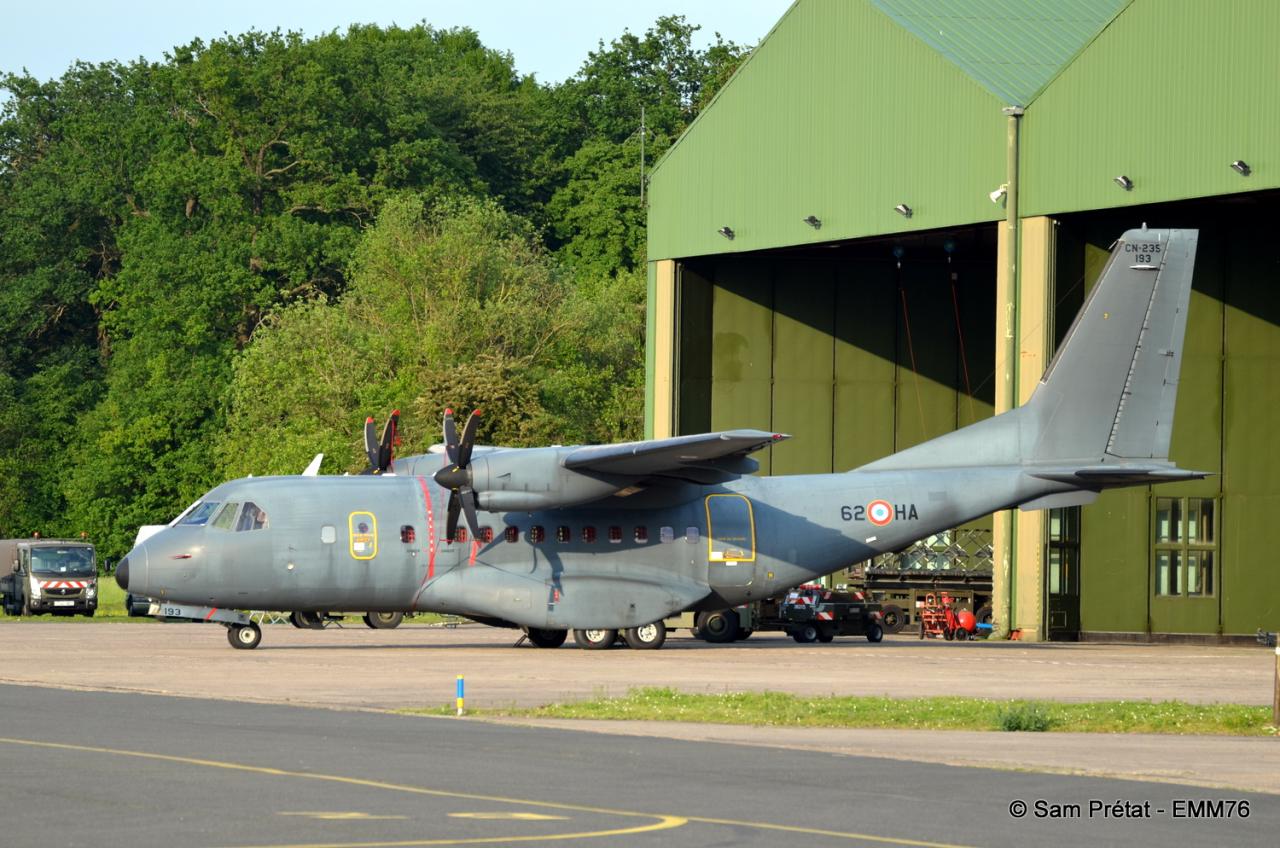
<box><xmin>211</xmin><ymin>502</ymin><xmax>240</xmax><ymax>530</ymax></box>
<box><xmin>180</xmin><ymin>502</ymin><xmax>221</xmax><ymax>526</ymax></box>
<box><xmin>236</xmin><ymin>502</ymin><xmax>269</xmax><ymax>532</ymax></box>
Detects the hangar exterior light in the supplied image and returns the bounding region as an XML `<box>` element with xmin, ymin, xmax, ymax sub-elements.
<box><xmin>1231</xmin><ymin>160</ymin><xmax>1251</xmax><ymax>176</ymax></box>
<box><xmin>893</xmin><ymin>204</ymin><xmax>913</xmax><ymax>218</ymax></box>
<box><xmin>717</xmin><ymin>226</ymin><xmax>735</xmax><ymax>240</ymax></box>
<box><xmin>989</xmin><ymin>184</ymin><xmax>1008</xmax><ymax>204</ymax></box>
<box><xmin>803</xmin><ymin>215</ymin><xmax>822</xmax><ymax>229</ymax></box>
<box><xmin>1113</xmin><ymin>175</ymin><xmax>1134</xmax><ymax>191</ymax></box>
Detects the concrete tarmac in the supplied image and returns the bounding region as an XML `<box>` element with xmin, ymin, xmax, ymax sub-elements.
<box><xmin>1</xmin><ymin>684</ymin><xmax>1275</xmax><ymax>848</ymax></box>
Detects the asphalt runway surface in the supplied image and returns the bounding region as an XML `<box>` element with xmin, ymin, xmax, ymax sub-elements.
<box><xmin>2</xmin><ymin>683</ymin><xmax>1275</xmax><ymax>848</ymax></box>
<box><xmin>0</xmin><ymin>621</ymin><xmax>1272</xmax><ymax>708</ymax></box>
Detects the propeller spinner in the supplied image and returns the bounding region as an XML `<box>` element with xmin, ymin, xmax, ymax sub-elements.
<box><xmin>433</xmin><ymin>408</ymin><xmax>483</xmax><ymax>541</ymax></box>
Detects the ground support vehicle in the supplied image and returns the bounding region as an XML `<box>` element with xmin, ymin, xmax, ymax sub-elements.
<box><xmin>837</xmin><ymin>529</ymin><xmax>993</xmax><ymax>634</ymax></box>
<box><xmin>0</xmin><ymin>538</ymin><xmax>98</xmax><ymax>617</ymax></box>
<box><xmin>664</xmin><ymin>589</ymin><xmax>883</xmax><ymax>644</ymax></box>
<box><xmin>778</xmin><ymin>587</ymin><xmax>883</xmax><ymax>643</ymax></box>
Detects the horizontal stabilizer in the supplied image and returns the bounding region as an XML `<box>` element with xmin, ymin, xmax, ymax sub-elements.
<box><xmin>1030</xmin><ymin>466</ymin><xmax>1210</xmax><ymax>487</ymax></box>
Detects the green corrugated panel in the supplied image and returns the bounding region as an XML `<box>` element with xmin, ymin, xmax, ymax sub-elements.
<box><xmin>1023</xmin><ymin>0</ymin><xmax>1280</xmax><ymax>216</ymax></box>
<box><xmin>772</xmin><ymin>268</ymin><xmax>836</xmax><ymax>475</ymax></box>
<box><xmin>870</xmin><ymin>0</ymin><xmax>1130</xmax><ymax>107</ymax></box>
<box><xmin>647</xmin><ymin>0</ymin><xmax>1005</xmax><ymax>262</ymax></box>
<box><xmin>1079</xmin><ymin>488</ymin><xmax>1150</xmax><ymax>633</ymax></box>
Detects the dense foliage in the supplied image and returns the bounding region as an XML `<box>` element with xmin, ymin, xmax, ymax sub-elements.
<box><xmin>0</xmin><ymin>18</ymin><xmax>747</xmax><ymax>559</ymax></box>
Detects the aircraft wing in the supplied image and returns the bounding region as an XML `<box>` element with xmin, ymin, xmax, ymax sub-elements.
<box><xmin>563</xmin><ymin>430</ymin><xmax>787</xmax><ymax>478</ymax></box>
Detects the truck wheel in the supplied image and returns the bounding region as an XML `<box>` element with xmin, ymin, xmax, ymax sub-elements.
<box><xmin>954</xmin><ymin>628</ymin><xmax>969</xmax><ymax>641</ymax></box>
<box><xmin>363</xmin><ymin>612</ymin><xmax>403</xmax><ymax>629</ymax></box>
<box><xmin>880</xmin><ymin>604</ymin><xmax>906</xmax><ymax>634</ymax></box>
<box><xmin>83</xmin><ymin>608</ymin><xmax>95</xmax><ymax>618</ymax></box>
<box><xmin>792</xmin><ymin>624</ymin><xmax>818</xmax><ymax>643</ymax></box>
<box><xmin>735</xmin><ymin>628</ymin><xmax>754</xmax><ymax>641</ymax></box>
<box><xmin>696</xmin><ymin>610</ymin><xmax>740</xmax><ymax>643</ymax></box>
<box><xmin>524</xmin><ymin>628</ymin><xmax>568</xmax><ymax>648</ymax></box>
<box><xmin>227</xmin><ymin>623</ymin><xmax>262</xmax><ymax>650</ymax></box>
<box><xmin>572</xmin><ymin>628</ymin><xmax>617</xmax><ymax>650</ymax></box>
<box><xmin>866</xmin><ymin>623</ymin><xmax>884</xmax><ymax>643</ymax></box>
<box><xmin>817</xmin><ymin>627</ymin><xmax>835</xmax><ymax>643</ymax></box>
<box><xmin>623</xmin><ymin>621</ymin><xmax>667</xmax><ymax>650</ymax></box>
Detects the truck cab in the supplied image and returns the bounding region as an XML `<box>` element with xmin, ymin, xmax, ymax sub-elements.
<box><xmin>0</xmin><ymin>539</ymin><xmax>99</xmax><ymax>617</ymax></box>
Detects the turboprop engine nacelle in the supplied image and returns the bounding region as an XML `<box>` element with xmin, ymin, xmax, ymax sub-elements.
<box><xmin>469</xmin><ymin>448</ymin><xmax>626</xmax><ymax>511</ymax></box>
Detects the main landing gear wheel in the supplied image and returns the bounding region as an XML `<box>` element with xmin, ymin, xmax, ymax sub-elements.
<box><xmin>572</xmin><ymin>628</ymin><xmax>618</xmax><ymax>650</ymax></box>
<box><xmin>525</xmin><ymin>627</ymin><xmax>568</xmax><ymax>648</ymax></box>
<box><xmin>363</xmin><ymin>611</ymin><xmax>404</xmax><ymax>629</ymax></box>
<box><xmin>228</xmin><ymin>622</ymin><xmax>262</xmax><ymax>650</ymax></box>
<box><xmin>290</xmin><ymin>611</ymin><xmax>325</xmax><ymax>630</ymax></box>
<box><xmin>623</xmin><ymin>621</ymin><xmax>667</xmax><ymax>650</ymax></box>
<box><xmin>696</xmin><ymin>610</ymin><xmax>740</xmax><ymax>643</ymax></box>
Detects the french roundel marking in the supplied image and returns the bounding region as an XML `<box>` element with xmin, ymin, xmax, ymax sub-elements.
<box><xmin>867</xmin><ymin>499</ymin><xmax>894</xmax><ymax>526</ymax></box>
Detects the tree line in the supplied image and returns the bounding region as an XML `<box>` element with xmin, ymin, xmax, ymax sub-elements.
<box><xmin>0</xmin><ymin>17</ymin><xmax>747</xmax><ymax>559</ymax></box>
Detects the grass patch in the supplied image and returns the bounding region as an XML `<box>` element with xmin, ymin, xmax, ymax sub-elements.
<box><xmin>402</xmin><ymin>687</ymin><xmax>1276</xmax><ymax>736</ymax></box>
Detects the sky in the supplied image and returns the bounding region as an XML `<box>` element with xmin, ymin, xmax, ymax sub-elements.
<box><xmin>3</xmin><ymin>1</ymin><xmax>795</xmax><ymax>84</ymax></box>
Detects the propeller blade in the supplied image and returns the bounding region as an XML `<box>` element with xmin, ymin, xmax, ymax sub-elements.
<box><xmin>445</xmin><ymin>492</ymin><xmax>461</xmax><ymax>542</ymax></box>
<box><xmin>363</xmin><ymin>416</ymin><xmax>379</xmax><ymax>469</ymax></box>
<box><xmin>443</xmin><ymin>408</ymin><xmax>459</xmax><ymax>465</ymax></box>
<box><xmin>378</xmin><ymin>409</ymin><xmax>400</xmax><ymax>472</ymax></box>
<box><xmin>461</xmin><ymin>487</ymin><xmax>482</xmax><ymax>541</ymax></box>
<box><xmin>458</xmin><ymin>409</ymin><xmax>481</xmax><ymax>468</ymax></box>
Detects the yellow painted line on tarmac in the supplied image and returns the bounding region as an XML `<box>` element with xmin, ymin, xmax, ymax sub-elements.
<box><xmin>0</xmin><ymin>736</ymin><xmax>978</xmax><ymax>848</ymax></box>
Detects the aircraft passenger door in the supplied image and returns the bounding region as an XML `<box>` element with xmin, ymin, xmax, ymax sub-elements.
<box><xmin>705</xmin><ymin>494</ymin><xmax>757</xmax><ymax>588</ymax></box>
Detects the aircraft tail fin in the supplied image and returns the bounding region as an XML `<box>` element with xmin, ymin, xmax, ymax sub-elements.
<box><xmin>1022</xmin><ymin>228</ymin><xmax>1198</xmax><ymax>464</ymax></box>
<box><xmin>857</xmin><ymin>228</ymin><xmax>1199</xmax><ymax>473</ymax></box>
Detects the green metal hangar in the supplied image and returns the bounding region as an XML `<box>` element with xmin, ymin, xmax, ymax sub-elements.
<box><xmin>643</xmin><ymin>0</ymin><xmax>1280</xmax><ymax>642</ymax></box>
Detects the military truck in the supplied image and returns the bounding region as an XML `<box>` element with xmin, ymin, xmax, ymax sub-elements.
<box><xmin>0</xmin><ymin>538</ymin><xmax>99</xmax><ymax>617</ymax></box>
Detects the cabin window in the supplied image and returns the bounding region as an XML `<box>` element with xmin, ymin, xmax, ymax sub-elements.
<box><xmin>530</xmin><ymin>525</ymin><xmax>546</xmax><ymax>543</ymax></box>
<box><xmin>582</xmin><ymin>526</ymin><xmax>597</xmax><ymax>543</ymax></box>
<box><xmin>180</xmin><ymin>502</ymin><xmax>220</xmax><ymax>526</ymax></box>
<box><xmin>556</xmin><ymin>526</ymin><xmax>570</xmax><ymax>543</ymax></box>
<box><xmin>685</xmin><ymin>526</ymin><xmax>699</xmax><ymax>544</ymax></box>
<box><xmin>505</xmin><ymin>526</ymin><xmax>518</xmax><ymax>543</ymax></box>
<box><xmin>659</xmin><ymin>526</ymin><xmax>674</xmax><ymax>543</ymax></box>
<box><xmin>608</xmin><ymin>526</ymin><xmax>622</xmax><ymax>544</ymax></box>
<box><xmin>320</xmin><ymin>525</ymin><xmax>336</xmax><ymax>544</ymax></box>
<box><xmin>211</xmin><ymin>502</ymin><xmax>240</xmax><ymax>531</ymax></box>
<box><xmin>400</xmin><ymin>525</ymin><xmax>416</xmax><ymax>544</ymax></box>
<box><xmin>634</xmin><ymin>526</ymin><xmax>649</xmax><ymax>543</ymax></box>
<box><xmin>454</xmin><ymin>527</ymin><xmax>468</xmax><ymax>544</ymax></box>
<box><xmin>479</xmin><ymin>527</ymin><xmax>494</xmax><ymax>543</ymax></box>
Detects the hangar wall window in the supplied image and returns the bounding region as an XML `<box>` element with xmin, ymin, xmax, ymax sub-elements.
<box><xmin>530</xmin><ymin>525</ymin><xmax>545</xmax><ymax>543</ymax></box>
<box><xmin>1154</xmin><ymin>497</ymin><xmax>1216</xmax><ymax>597</ymax></box>
<box><xmin>582</xmin><ymin>526</ymin><xmax>597</xmax><ymax>543</ymax></box>
<box><xmin>505</xmin><ymin>526</ymin><xmax>518</xmax><ymax>543</ymax></box>
<box><xmin>1047</xmin><ymin>508</ymin><xmax>1079</xmax><ymax>596</ymax></box>
<box><xmin>634</xmin><ymin>527</ymin><xmax>648</xmax><ymax>543</ymax></box>
<box><xmin>556</xmin><ymin>525</ymin><xmax>570</xmax><ymax>543</ymax></box>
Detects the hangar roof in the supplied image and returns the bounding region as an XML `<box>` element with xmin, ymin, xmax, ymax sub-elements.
<box><xmin>870</xmin><ymin>0</ymin><xmax>1130</xmax><ymax>106</ymax></box>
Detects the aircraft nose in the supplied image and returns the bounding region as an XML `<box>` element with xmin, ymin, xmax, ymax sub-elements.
<box><xmin>115</xmin><ymin>557</ymin><xmax>130</xmax><ymax>591</ymax></box>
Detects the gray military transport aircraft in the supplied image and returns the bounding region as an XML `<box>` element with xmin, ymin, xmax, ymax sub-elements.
<box><xmin>117</xmin><ymin>228</ymin><xmax>1203</xmax><ymax>650</ymax></box>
